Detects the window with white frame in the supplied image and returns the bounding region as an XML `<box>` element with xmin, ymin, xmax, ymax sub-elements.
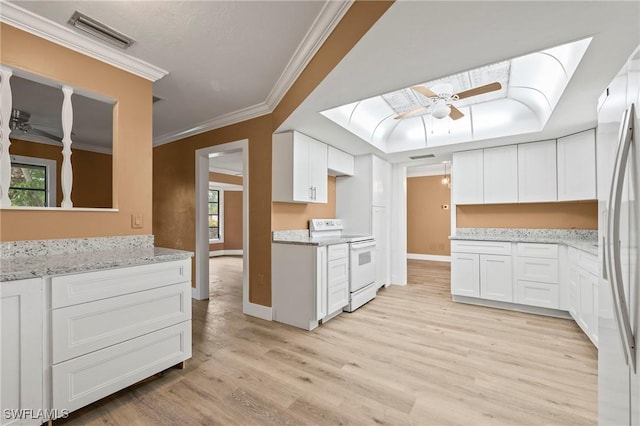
<box><xmin>208</xmin><ymin>185</ymin><xmax>224</xmax><ymax>242</ymax></box>
<box><xmin>9</xmin><ymin>155</ymin><xmax>56</xmax><ymax>207</ymax></box>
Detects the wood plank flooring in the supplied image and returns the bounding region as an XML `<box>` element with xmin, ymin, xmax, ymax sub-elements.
<box><xmin>56</xmin><ymin>258</ymin><xmax>597</xmax><ymax>425</ymax></box>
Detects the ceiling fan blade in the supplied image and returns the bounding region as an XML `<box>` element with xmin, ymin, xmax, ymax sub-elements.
<box><xmin>449</xmin><ymin>105</ymin><xmax>464</xmax><ymax>120</ymax></box>
<box><xmin>454</xmin><ymin>82</ymin><xmax>502</xmax><ymax>100</ymax></box>
<box><xmin>411</xmin><ymin>85</ymin><xmax>438</xmax><ymax>98</ymax></box>
<box><xmin>394</xmin><ymin>106</ymin><xmax>426</xmax><ymax>120</ymax></box>
<box><xmin>27</xmin><ymin>126</ymin><xmax>62</xmax><ymax>142</ymax></box>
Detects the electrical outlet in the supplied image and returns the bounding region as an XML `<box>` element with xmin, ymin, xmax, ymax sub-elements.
<box><xmin>131</xmin><ymin>213</ymin><xmax>143</xmax><ymax>229</ymax></box>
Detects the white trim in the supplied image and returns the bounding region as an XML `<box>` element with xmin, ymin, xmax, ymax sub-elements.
<box><xmin>0</xmin><ymin>206</ymin><xmax>118</xmax><ymax>212</ymax></box>
<box><xmin>9</xmin><ymin>154</ymin><xmax>56</xmax><ymax>207</ymax></box>
<box><xmin>264</xmin><ymin>0</ymin><xmax>353</xmax><ymax>109</ymax></box>
<box><xmin>452</xmin><ymin>295</ymin><xmax>572</xmax><ymax>319</ymax></box>
<box><xmin>153</xmin><ymin>2</ymin><xmax>353</xmax><ymax>147</ymax></box>
<box><xmin>407</xmin><ymin>253</ymin><xmax>451</xmax><ymax>262</ymax></box>
<box><xmin>390</xmin><ymin>164</ymin><xmax>408</xmax><ymax>286</ymax></box>
<box><xmin>242</xmin><ymin>302</ymin><xmax>273</xmax><ymax>322</ymax></box>
<box><xmin>209</xmin><ymin>182</ymin><xmax>242</xmax><ymax>191</ymax></box>
<box><xmin>209</xmin><ymin>250</ymin><xmax>244</xmax><ymax>257</ymax></box>
<box><xmin>0</xmin><ymin>2</ymin><xmax>168</xmax><ymax>82</ymax></box>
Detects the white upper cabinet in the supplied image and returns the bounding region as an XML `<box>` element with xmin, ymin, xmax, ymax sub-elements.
<box><xmin>557</xmin><ymin>129</ymin><xmax>597</xmax><ymax>201</ymax></box>
<box><xmin>452</xmin><ymin>149</ymin><xmax>484</xmax><ymax>204</ymax></box>
<box><xmin>327</xmin><ymin>146</ymin><xmax>355</xmax><ymax>176</ymax></box>
<box><xmin>273</xmin><ymin>131</ymin><xmax>328</xmax><ymax>203</ymax></box>
<box><xmin>483</xmin><ymin>145</ymin><xmax>518</xmax><ymax>203</ymax></box>
<box><xmin>517</xmin><ymin>140</ymin><xmax>558</xmax><ymax>202</ymax></box>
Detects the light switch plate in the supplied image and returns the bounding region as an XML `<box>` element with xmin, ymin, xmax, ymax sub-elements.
<box><xmin>131</xmin><ymin>213</ymin><xmax>143</xmax><ymax>229</ymax></box>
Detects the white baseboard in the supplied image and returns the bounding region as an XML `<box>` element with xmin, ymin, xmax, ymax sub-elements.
<box><xmin>243</xmin><ymin>301</ymin><xmax>272</xmax><ymax>321</ymax></box>
<box><xmin>407</xmin><ymin>253</ymin><xmax>451</xmax><ymax>262</ymax></box>
<box><xmin>191</xmin><ymin>287</ymin><xmax>208</xmax><ymax>300</ymax></box>
<box><xmin>209</xmin><ymin>249</ymin><xmax>244</xmax><ymax>257</ymax></box>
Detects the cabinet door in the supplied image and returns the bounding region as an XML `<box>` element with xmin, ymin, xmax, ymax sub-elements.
<box><xmin>518</xmin><ymin>140</ymin><xmax>557</xmax><ymax>202</ymax></box>
<box><xmin>1</xmin><ymin>279</ymin><xmax>43</xmax><ymax>426</ymax></box>
<box><xmin>328</xmin><ymin>146</ymin><xmax>354</xmax><ymax>176</ymax></box>
<box><xmin>557</xmin><ymin>130</ymin><xmax>596</xmax><ymax>201</ymax></box>
<box><xmin>452</xmin><ymin>150</ymin><xmax>484</xmax><ymax>204</ymax></box>
<box><xmin>315</xmin><ymin>247</ymin><xmax>327</xmax><ymax>321</ymax></box>
<box><xmin>480</xmin><ymin>255</ymin><xmax>513</xmax><ymax>302</ymax></box>
<box><xmin>578</xmin><ymin>269</ymin><xmax>595</xmax><ymax>337</ymax></box>
<box><xmin>327</xmin><ymin>257</ymin><xmax>349</xmax><ymax>314</ymax></box>
<box><xmin>568</xmin><ymin>266</ymin><xmax>580</xmax><ymax>320</ymax></box>
<box><xmin>451</xmin><ymin>253</ymin><xmax>480</xmax><ymax>297</ymax></box>
<box><xmin>308</xmin><ymin>138</ymin><xmax>328</xmax><ymax>203</ymax></box>
<box><xmin>292</xmin><ymin>135</ymin><xmax>311</xmax><ymax>202</ymax></box>
<box><xmin>483</xmin><ymin>145</ymin><xmax>518</xmax><ymax>203</ymax></box>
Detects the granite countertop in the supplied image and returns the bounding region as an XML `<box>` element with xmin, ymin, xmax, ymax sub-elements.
<box><xmin>450</xmin><ymin>228</ymin><xmax>598</xmax><ymax>256</ymax></box>
<box><xmin>1</xmin><ymin>236</ymin><xmax>193</xmax><ymax>282</ymax></box>
<box><xmin>272</xmin><ymin>230</ymin><xmax>352</xmax><ymax>246</ymax></box>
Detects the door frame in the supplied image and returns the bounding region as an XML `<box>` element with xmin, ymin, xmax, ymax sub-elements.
<box><xmin>194</xmin><ymin>140</ymin><xmax>251</xmax><ymax>308</ymax></box>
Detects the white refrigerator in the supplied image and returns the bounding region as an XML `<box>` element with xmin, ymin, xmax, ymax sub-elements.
<box><xmin>598</xmin><ymin>46</ymin><xmax>640</xmax><ymax>425</ymax></box>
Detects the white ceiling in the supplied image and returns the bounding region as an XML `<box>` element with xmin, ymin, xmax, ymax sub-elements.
<box><xmin>6</xmin><ymin>0</ymin><xmax>338</xmax><ymax>144</ymax></box>
<box><xmin>209</xmin><ymin>151</ymin><xmax>243</xmax><ymax>176</ymax></box>
<box><xmin>278</xmin><ymin>1</ymin><xmax>640</xmax><ymax>165</ymax></box>
<box><xmin>4</xmin><ymin>1</ymin><xmax>640</xmax><ymax>166</ymax></box>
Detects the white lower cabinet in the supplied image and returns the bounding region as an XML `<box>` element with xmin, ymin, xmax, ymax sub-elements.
<box><xmin>451</xmin><ymin>241</ymin><xmax>512</xmax><ymax>301</ymax></box>
<box><xmin>568</xmin><ymin>247</ymin><xmax>599</xmax><ymax>347</ymax></box>
<box><xmin>50</xmin><ymin>259</ymin><xmax>193</xmax><ymax>416</ymax></box>
<box><xmin>326</xmin><ymin>244</ymin><xmax>349</xmax><ymax>317</ymax></box>
<box><xmin>1</xmin><ymin>278</ymin><xmax>43</xmax><ymax>426</ymax></box>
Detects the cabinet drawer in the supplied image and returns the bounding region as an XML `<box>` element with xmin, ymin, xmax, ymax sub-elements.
<box><xmin>328</xmin><ymin>243</ymin><xmax>349</xmax><ymax>261</ymax></box>
<box><xmin>52</xmin><ymin>282</ymin><xmax>191</xmax><ymax>364</ymax></box>
<box><xmin>451</xmin><ymin>240</ymin><xmax>512</xmax><ymax>255</ymax></box>
<box><xmin>52</xmin><ymin>321</ymin><xmax>191</xmax><ymax>414</ymax></box>
<box><xmin>327</xmin><ymin>281</ymin><xmax>349</xmax><ymax>315</ymax></box>
<box><xmin>516</xmin><ymin>243</ymin><xmax>558</xmax><ymax>259</ymax></box>
<box><xmin>328</xmin><ymin>257</ymin><xmax>349</xmax><ymax>287</ymax></box>
<box><xmin>516</xmin><ymin>280</ymin><xmax>559</xmax><ymax>309</ymax></box>
<box><xmin>568</xmin><ymin>247</ymin><xmax>598</xmax><ymax>276</ymax></box>
<box><xmin>516</xmin><ymin>257</ymin><xmax>559</xmax><ymax>283</ymax></box>
<box><xmin>51</xmin><ymin>259</ymin><xmax>191</xmax><ymax>308</ymax></box>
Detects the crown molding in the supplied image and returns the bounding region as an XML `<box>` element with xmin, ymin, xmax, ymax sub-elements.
<box><xmin>264</xmin><ymin>0</ymin><xmax>353</xmax><ymax>109</ymax></box>
<box><xmin>0</xmin><ymin>1</ymin><xmax>168</xmax><ymax>82</ymax></box>
<box><xmin>153</xmin><ymin>102</ymin><xmax>271</xmax><ymax>147</ymax></box>
<box><xmin>153</xmin><ymin>1</ymin><xmax>353</xmax><ymax>147</ymax></box>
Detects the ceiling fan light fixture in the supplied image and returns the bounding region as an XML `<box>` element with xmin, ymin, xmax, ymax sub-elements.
<box><xmin>431</xmin><ymin>101</ymin><xmax>451</xmax><ymax>119</ymax></box>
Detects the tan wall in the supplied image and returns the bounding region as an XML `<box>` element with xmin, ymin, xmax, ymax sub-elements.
<box><xmin>10</xmin><ymin>139</ymin><xmax>112</xmax><ymax>208</ymax></box>
<box><xmin>209</xmin><ymin>172</ymin><xmax>242</xmax><ymax>186</ymax></box>
<box><xmin>407</xmin><ymin>176</ymin><xmax>451</xmax><ymax>256</ymax></box>
<box><xmin>271</xmin><ymin>176</ymin><xmax>336</xmax><ymax>230</ymax></box>
<box><xmin>153</xmin><ymin>2</ymin><xmax>392</xmax><ymax>307</ymax></box>
<box><xmin>209</xmin><ymin>190</ymin><xmax>243</xmax><ymax>252</ymax></box>
<box><xmin>456</xmin><ymin>201</ymin><xmax>598</xmax><ymax>229</ymax></box>
<box><xmin>0</xmin><ymin>24</ymin><xmax>152</xmax><ymax>241</ymax></box>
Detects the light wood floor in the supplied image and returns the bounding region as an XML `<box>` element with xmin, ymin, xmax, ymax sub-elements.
<box><xmin>57</xmin><ymin>258</ymin><xmax>597</xmax><ymax>425</ymax></box>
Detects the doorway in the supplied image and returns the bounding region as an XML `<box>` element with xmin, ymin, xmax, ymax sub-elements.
<box><xmin>194</xmin><ymin>140</ymin><xmax>251</xmax><ymax>313</ymax></box>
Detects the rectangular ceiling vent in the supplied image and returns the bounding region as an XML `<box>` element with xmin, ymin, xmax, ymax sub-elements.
<box><xmin>409</xmin><ymin>154</ymin><xmax>435</xmax><ymax>160</ymax></box>
<box><xmin>68</xmin><ymin>11</ymin><xmax>135</xmax><ymax>49</ymax></box>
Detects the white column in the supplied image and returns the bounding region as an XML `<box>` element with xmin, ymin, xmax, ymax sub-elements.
<box><xmin>390</xmin><ymin>163</ymin><xmax>408</xmax><ymax>285</ymax></box>
<box><xmin>61</xmin><ymin>85</ymin><xmax>74</xmax><ymax>208</ymax></box>
<box><xmin>0</xmin><ymin>67</ymin><xmax>13</xmax><ymax>207</ymax></box>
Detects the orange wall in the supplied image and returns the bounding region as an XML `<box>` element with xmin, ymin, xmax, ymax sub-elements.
<box><xmin>407</xmin><ymin>176</ymin><xmax>451</xmax><ymax>256</ymax></box>
<box><xmin>152</xmin><ymin>2</ymin><xmax>392</xmax><ymax>307</ymax></box>
<box><xmin>209</xmin><ymin>190</ymin><xmax>243</xmax><ymax>252</ymax></box>
<box><xmin>271</xmin><ymin>176</ymin><xmax>336</xmax><ymax>230</ymax></box>
<box><xmin>0</xmin><ymin>24</ymin><xmax>153</xmax><ymax>241</ymax></box>
<box><xmin>209</xmin><ymin>172</ymin><xmax>242</xmax><ymax>185</ymax></box>
<box><xmin>456</xmin><ymin>202</ymin><xmax>598</xmax><ymax>229</ymax></box>
<box><xmin>10</xmin><ymin>139</ymin><xmax>112</xmax><ymax>208</ymax></box>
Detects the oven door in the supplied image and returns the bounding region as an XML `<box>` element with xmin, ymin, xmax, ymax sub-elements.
<box><xmin>350</xmin><ymin>240</ymin><xmax>376</xmax><ymax>292</ymax></box>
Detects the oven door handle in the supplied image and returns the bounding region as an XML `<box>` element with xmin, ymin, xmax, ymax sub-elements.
<box><xmin>351</xmin><ymin>241</ymin><xmax>376</xmax><ymax>250</ymax></box>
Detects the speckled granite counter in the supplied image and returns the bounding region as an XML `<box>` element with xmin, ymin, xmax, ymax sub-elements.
<box><xmin>272</xmin><ymin>230</ymin><xmax>351</xmax><ymax>246</ymax></box>
<box><xmin>1</xmin><ymin>235</ymin><xmax>193</xmax><ymax>282</ymax></box>
<box><xmin>450</xmin><ymin>228</ymin><xmax>598</xmax><ymax>256</ymax></box>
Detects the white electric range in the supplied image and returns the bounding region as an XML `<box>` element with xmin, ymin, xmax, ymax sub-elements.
<box><xmin>310</xmin><ymin>219</ymin><xmax>377</xmax><ymax>312</ymax></box>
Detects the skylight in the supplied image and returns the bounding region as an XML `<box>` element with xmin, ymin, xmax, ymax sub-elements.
<box><xmin>320</xmin><ymin>38</ymin><xmax>592</xmax><ymax>154</ymax></box>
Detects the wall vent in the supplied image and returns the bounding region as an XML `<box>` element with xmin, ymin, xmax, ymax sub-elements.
<box><xmin>409</xmin><ymin>154</ymin><xmax>435</xmax><ymax>160</ymax></box>
<box><xmin>68</xmin><ymin>11</ymin><xmax>135</xmax><ymax>49</ymax></box>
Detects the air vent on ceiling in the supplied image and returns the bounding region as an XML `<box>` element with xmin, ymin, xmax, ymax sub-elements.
<box><xmin>409</xmin><ymin>154</ymin><xmax>435</xmax><ymax>160</ymax></box>
<box><xmin>152</xmin><ymin>95</ymin><xmax>164</xmax><ymax>104</ymax></box>
<box><xmin>68</xmin><ymin>11</ymin><xmax>135</xmax><ymax>49</ymax></box>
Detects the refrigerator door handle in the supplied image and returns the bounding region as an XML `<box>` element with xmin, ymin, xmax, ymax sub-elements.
<box><xmin>605</xmin><ymin>104</ymin><xmax>636</xmax><ymax>372</ymax></box>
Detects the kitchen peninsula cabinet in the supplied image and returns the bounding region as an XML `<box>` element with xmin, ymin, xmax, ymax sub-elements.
<box><xmin>1</xmin><ymin>278</ymin><xmax>43</xmax><ymax>426</ymax></box>
<box><xmin>273</xmin><ymin>130</ymin><xmax>328</xmax><ymax>203</ymax></box>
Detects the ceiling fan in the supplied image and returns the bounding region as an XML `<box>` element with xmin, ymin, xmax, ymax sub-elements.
<box><xmin>9</xmin><ymin>109</ymin><xmax>63</xmax><ymax>142</ymax></box>
<box><xmin>394</xmin><ymin>81</ymin><xmax>502</xmax><ymax>120</ymax></box>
